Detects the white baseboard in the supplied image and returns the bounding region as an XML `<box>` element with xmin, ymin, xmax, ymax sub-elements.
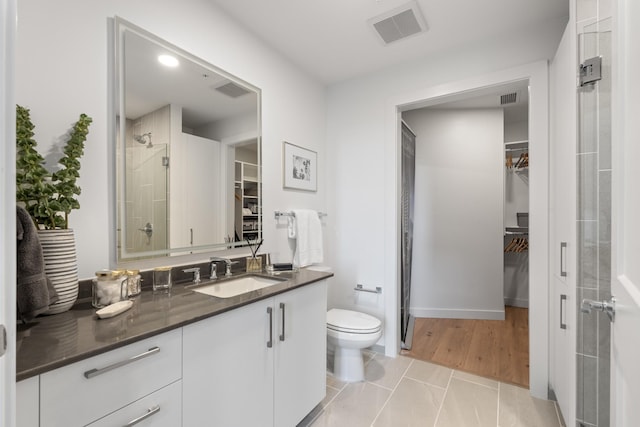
<box><xmin>503</xmin><ymin>297</ymin><xmax>529</xmax><ymax>308</ymax></box>
<box><xmin>410</xmin><ymin>307</ymin><xmax>505</xmax><ymax>320</ymax></box>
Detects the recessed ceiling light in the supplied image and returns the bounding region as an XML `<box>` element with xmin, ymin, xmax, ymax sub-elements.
<box><xmin>158</xmin><ymin>54</ymin><xmax>179</xmax><ymax>67</ymax></box>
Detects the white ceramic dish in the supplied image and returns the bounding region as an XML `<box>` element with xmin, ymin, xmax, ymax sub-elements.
<box><xmin>96</xmin><ymin>300</ymin><xmax>134</xmax><ymax>319</ymax></box>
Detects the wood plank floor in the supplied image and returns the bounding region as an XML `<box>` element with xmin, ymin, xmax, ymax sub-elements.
<box><xmin>400</xmin><ymin>306</ymin><xmax>529</xmax><ymax>388</ymax></box>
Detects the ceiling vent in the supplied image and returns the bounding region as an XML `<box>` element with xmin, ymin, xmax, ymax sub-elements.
<box><xmin>369</xmin><ymin>1</ymin><xmax>428</xmax><ymax>45</ymax></box>
<box><xmin>214</xmin><ymin>81</ymin><xmax>251</xmax><ymax>98</ymax></box>
<box><xmin>500</xmin><ymin>92</ymin><xmax>519</xmax><ymax>105</ymax></box>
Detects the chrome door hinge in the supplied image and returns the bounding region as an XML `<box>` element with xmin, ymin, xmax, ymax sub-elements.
<box><xmin>0</xmin><ymin>325</ymin><xmax>6</xmax><ymax>358</ymax></box>
<box><xmin>580</xmin><ymin>56</ymin><xmax>602</xmax><ymax>87</ymax></box>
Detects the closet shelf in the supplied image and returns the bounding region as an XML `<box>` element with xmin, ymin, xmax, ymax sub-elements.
<box><xmin>505</xmin><ymin>227</ymin><xmax>528</xmax><ymax>235</ymax></box>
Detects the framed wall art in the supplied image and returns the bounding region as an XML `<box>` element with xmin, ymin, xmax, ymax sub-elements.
<box><xmin>283</xmin><ymin>141</ymin><xmax>317</xmax><ymax>191</ymax></box>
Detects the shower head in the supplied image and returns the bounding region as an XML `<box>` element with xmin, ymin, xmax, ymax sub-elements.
<box><xmin>133</xmin><ymin>132</ymin><xmax>153</xmax><ymax>147</ymax></box>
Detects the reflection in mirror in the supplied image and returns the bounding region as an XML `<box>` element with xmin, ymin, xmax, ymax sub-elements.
<box><xmin>115</xmin><ymin>17</ymin><xmax>261</xmax><ymax>261</ymax></box>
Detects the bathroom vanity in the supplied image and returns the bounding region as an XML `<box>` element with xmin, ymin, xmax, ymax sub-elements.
<box><xmin>16</xmin><ymin>269</ymin><xmax>330</xmax><ymax>427</ymax></box>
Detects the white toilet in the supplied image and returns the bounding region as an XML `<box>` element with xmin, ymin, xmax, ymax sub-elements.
<box><xmin>327</xmin><ymin>308</ymin><xmax>382</xmax><ymax>382</ymax></box>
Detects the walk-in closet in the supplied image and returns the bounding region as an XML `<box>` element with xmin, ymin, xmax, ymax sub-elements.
<box><xmin>400</xmin><ymin>82</ymin><xmax>531</xmax><ymax>387</ymax></box>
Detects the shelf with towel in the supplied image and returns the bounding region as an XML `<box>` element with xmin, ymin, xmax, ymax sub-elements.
<box><xmin>274</xmin><ymin>210</ymin><xmax>327</xmax><ymax>219</ymax></box>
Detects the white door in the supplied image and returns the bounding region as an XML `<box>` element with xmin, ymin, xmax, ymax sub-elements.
<box><xmin>610</xmin><ymin>0</ymin><xmax>640</xmax><ymax>423</ymax></box>
<box><xmin>0</xmin><ymin>1</ymin><xmax>17</xmax><ymax>427</ymax></box>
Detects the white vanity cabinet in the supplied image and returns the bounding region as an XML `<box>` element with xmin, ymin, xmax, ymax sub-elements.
<box><xmin>39</xmin><ymin>328</ymin><xmax>182</xmax><ymax>427</ymax></box>
<box><xmin>183</xmin><ymin>280</ymin><xmax>327</xmax><ymax>427</ymax></box>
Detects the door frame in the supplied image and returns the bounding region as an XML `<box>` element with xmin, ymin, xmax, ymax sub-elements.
<box><xmin>383</xmin><ymin>60</ymin><xmax>550</xmax><ymax>399</ymax></box>
<box><xmin>1</xmin><ymin>0</ymin><xmax>18</xmax><ymax>426</ymax></box>
<box><xmin>611</xmin><ymin>0</ymin><xmax>640</xmax><ymax>423</ymax></box>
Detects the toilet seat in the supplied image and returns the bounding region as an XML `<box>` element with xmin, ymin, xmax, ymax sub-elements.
<box><xmin>327</xmin><ymin>309</ymin><xmax>382</xmax><ymax>334</ymax></box>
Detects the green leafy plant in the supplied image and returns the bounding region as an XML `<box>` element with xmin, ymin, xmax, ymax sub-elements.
<box><xmin>16</xmin><ymin>105</ymin><xmax>93</xmax><ymax>229</ymax></box>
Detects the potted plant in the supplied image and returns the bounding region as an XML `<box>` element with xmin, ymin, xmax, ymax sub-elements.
<box><xmin>16</xmin><ymin>105</ymin><xmax>93</xmax><ymax>313</ymax></box>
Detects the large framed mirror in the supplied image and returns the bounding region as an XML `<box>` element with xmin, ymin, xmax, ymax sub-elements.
<box><xmin>114</xmin><ymin>17</ymin><xmax>261</xmax><ymax>261</ymax></box>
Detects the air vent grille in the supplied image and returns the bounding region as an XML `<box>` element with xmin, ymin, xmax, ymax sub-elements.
<box><xmin>500</xmin><ymin>92</ymin><xmax>518</xmax><ymax>105</ymax></box>
<box><xmin>369</xmin><ymin>1</ymin><xmax>428</xmax><ymax>45</ymax></box>
<box><xmin>214</xmin><ymin>81</ymin><xmax>251</xmax><ymax>98</ymax></box>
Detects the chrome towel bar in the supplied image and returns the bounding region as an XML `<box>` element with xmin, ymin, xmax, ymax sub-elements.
<box><xmin>354</xmin><ymin>284</ymin><xmax>382</xmax><ymax>294</ymax></box>
<box><xmin>274</xmin><ymin>210</ymin><xmax>327</xmax><ymax>218</ymax></box>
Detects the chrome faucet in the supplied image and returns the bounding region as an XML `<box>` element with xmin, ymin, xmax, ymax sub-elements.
<box><xmin>182</xmin><ymin>267</ymin><xmax>201</xmax><ymax>284</ymax></box>
<box><xmin>210</xmin><ymin>257</ymin><xmax>238</xmax><ymax>278</ymax></box>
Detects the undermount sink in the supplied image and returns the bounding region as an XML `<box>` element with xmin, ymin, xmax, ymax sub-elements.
<box><xmin>192</xmin><ymin>275</ymin><xmax>285</xmax><ymax>298</ymax></box>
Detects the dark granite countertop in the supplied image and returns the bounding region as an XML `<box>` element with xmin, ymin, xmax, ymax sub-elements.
<box><xmin>16</xmin><ymin>268</ymin><xmax>332</xmax><ymax>382</ymax></box>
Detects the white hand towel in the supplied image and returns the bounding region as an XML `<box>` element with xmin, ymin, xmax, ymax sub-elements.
<box><xmin>292</xmin><ymin>209</ymin><xmax>323</xmax><ymax>268</ymax></box>
<box><xmin>287</xmin><ymin>216</ymin><xmax>296</xmax><ymax>238</ymax></box>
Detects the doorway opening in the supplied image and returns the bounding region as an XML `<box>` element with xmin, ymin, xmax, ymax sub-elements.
<box><xmin>396</xmin><ymin>80</ymin><xmax>532</xmax><ymax>388</ymax></box>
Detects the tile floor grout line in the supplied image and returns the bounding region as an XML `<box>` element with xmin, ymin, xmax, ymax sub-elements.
<box><xmin>554</xmin><ymin>401</ymin><xmax>564</xmax><ymax>427</ymax></box>
<box><xmin>452</xmin><ymin>372</ymin><xmax>500</xmax><ymax>391</ymax></box>
<box><xmin>369</xmin><ymin>358</ymin><xmax>415</xmax><ymax>426</ymax></box>
<box><xmin>403</xmin><ymin>374</ymin><xmax>448</xmax><ymax>391</ymax></box>
<box><xmin>433</xmin><ymin>365</ymin><xmax>455</xmax><ymax>426</ymax></box>
<box><xmin>496</xmin><ymin>381</ymin><xmax>501</xmax><ymax>427</ymax></box>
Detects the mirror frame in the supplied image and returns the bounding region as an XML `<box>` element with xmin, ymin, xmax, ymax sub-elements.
<box><xmin>113</xmin><ymin>17</ymin><xmax>262</xmax><ymax>261</ymax></box>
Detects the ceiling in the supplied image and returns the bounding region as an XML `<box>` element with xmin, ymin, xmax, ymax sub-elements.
<box><xmin>211</xmin><ymin>0</ymin><xmax>569</xmax><ymax>85</ymax></box>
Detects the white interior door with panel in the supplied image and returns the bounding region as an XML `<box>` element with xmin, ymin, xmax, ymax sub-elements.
<box><xmin>610</xmin><ymin>0</ymin><xmax>640</xmax><ymax>423</ymax></box>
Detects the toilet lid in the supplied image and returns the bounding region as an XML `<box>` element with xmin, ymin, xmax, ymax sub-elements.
<box><xmin>327</xmin><ymin>309</ymin><xmax>382</xmax><ymax>334</ymax></box>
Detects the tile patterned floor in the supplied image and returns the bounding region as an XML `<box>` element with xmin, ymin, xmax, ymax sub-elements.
<box><xmin>300</xmin><ymin>352</ymin><xmax>564</xmax><ymax>427</ymax></box>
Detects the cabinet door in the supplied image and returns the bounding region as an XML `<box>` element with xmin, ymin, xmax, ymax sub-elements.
<box><xmin>16</xmin><ymin>377</ymin><xmax>38</xmax><ymax>427</ymax></box>
<box><xmin>87</xmin><ymin>380</ymin><xmax>181</xmax><ymax>427</ymax></box>
<box><xmin>183</xmin><ymin>298</ymin><xmax>274</xmax><ymax>427</ymax></box>
<box><xmin>549</xmin><ymin>20</ymin><xmax>577</xmax><ymax>426</ymax></box>
<box><xmin>274</xmin><ymin>281</ymin><xmax>327</xmax><ymax>426</ymax></box>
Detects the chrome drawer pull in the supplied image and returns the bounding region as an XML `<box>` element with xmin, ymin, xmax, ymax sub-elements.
<box><xmin>123</xmin><ymin>405</ymin><xmax>160</xmax><ymax>426</ymax></box>
<box><xmin>560</xmin><ymin>294</ymin><xmax>567</xmax><ymax>330</ymax></box>
<box><xmin>279</xmin><ymin>302</ymin><xmax>285</xmax><ymax>342</ymax></box>
<box><xmin>560</xmin><ymin>242</ymin><xmax>567</xmax><ymax>277</ymax></box>
<box><xmin>83</xmin><ymin>346</ymin><xmax>160</xmax><ymax>379</ymax></box>
<box><xmin>267</xmin><ymin>307</ymin><xmax>273</xmax><ymax>348</ymax></box>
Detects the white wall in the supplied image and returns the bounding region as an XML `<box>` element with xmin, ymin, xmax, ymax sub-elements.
<box><xmin>15</xmin><ymin>0</ymin><xmax>326</xmax><ymax>278</ymax></box>
<box><xmin>328</xmin><ymin>51</ymin><xmax>554</xmax><ymax>402</ymax></box>
<box><xmin>403</xmin><ymin>108</ymin><xmax>505</xmax><ymax>320</ymax></box>
<box><xmin>326</xmin><ymin>22</ymin><xmax>563</xmax><ymax>350</ymax></box>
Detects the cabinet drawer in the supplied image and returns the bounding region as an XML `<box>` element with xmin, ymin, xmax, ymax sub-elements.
<box><xmin>87</xmin><ymin>380</ymin><xmax>181</xmax><ymax>427</ymax></box>
<box><xmin>40</xmin><ymin>328</ymin><xmax>182</xmax><ymax>427</ymax></box>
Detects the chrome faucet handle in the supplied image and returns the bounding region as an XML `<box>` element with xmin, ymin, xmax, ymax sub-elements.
<box><xmin>182</xmin><ymin>267</ymin><xmax>201</xmax><ymax>284</ymax></box>
<box><xmin>225</xmin><ymin>260</ymin><xmax>239</xmax><ymax>277</ymax></box>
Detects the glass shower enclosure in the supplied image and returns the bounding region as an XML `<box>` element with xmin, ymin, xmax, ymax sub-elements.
<box><xmin>576</xmin><ymin>17</ymin><xmax>612</xmax><ymax>427</ymax></box>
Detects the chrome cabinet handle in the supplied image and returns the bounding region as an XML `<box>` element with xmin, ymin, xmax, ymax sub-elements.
<box><xmin>560</xmin><ymin>294</ymin><xmax>567</xmax><ymax>330</ymax></box>
<box><xmin>560</xmin><ymin>242</ymin><xmax>567</xmax><ymax>277</ymax></box>
<box><xmin>267</xmin><ymin>307</ymin><xmax>273</xmax><ymax>348</ymax></box>
<box><xmin>279</xmin><ymin>302</ymin><xmax>285</xmax><ymax>342</ymax></box>
<box><xmin>84</xmin><ymin>347</ymin><xmax>160</xmax><ymax>379</ymax></box>
<box><xmin>123</xmin><ymin>405</ymin><xmax>160</xmax><ymax>426</ymax></box>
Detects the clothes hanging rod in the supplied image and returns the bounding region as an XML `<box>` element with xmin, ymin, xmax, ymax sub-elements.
<box><xmin>505</xmin><ymin>147</ymin><xmax>529</xmax><ymax>152</ymax></box>
<box><xmin>274</xmin><ymin>210</ymin><xmax>327</xmax><ymax>218</ymax></box>
<box><xmin>504</xmin><ymin>140</ymin><xmax>528</xmax><ymax>146</ymax></box>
